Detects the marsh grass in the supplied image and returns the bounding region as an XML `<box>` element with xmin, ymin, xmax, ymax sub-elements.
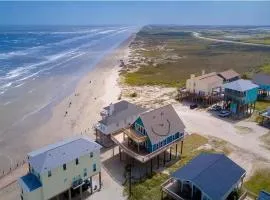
<box><xmin>124</xmin><ymin>26</ymin><xmax>270</xmax><ymax>87</ymax></box>
<box><xmin>244</xmin><ymin>169</ymin><xmax>270</xmax><ymax>195</ymax></box>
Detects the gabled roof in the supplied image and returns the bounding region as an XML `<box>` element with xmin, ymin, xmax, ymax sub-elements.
<box><xmin>19</xmin><ymin>173</ymin><xmax>42</xmax><ymax>192</ymax></box>
<box><xmin>258</xmin><ymin>191</ymin><xmax>270</xmax><ymax>200</ymax></box>
<box><xmin>218</xmin><ymin>69</ymin><xmax>240</xmax><ymax>80</ymax></box>
<box><xmin>172</xmin><ymin>153</ymin><xmax>246</xmax><ymax>200</ymax></box>
<box><xmin>100</xmin><ymin>100</ymin><xmax>147</xmax><ymax>126</ymax></box>
<box><xmin>195</xmin><ymin>72</ymin><xmax>223</xmax><ymax>85</ymax></box>
<box><xmin>223</xmin><ymin>79</ymin><xmax>259</xmax><ymax>92</ymax></box>
<box><xmin>139</xmin><ymin>104</ymin><xmax>185</xmax><ymax>144</ymax></box>
<box><xmin>252</xmin><ymin>73</ymin><xmax>270</xmax><ymax>86</ymax></box>
<box><xmin>28</xmin><ymin>136</ymin><xmax>101</xmax><ymax>174</ymax></box>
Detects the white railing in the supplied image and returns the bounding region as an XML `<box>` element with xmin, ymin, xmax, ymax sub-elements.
<box><xmin>161</xmin><ymin>178</ymin><xmax>185</xmax><ymax>200</ymax></box>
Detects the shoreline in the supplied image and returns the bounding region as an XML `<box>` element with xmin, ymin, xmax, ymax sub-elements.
<box><xmin>0</xmin><ymin>34</ymin><xmax>134</xmax><ymax>194</ymax></box>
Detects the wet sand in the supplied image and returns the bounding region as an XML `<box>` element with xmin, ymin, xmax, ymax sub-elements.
<box><xmin>0</xmin><ymin>35</ymin><xmax>133</xmax><ymax>192</ymax></box>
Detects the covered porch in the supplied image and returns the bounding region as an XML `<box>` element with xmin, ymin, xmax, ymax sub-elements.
<box><xmin>161</xmin><ymin>153</ymin><xmax>246</xmax><ymax>200</ymax></box>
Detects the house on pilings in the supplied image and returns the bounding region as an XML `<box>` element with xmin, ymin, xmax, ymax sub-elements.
<box><xmin>111</xmin><ymin>104</ymin><xmax>186</xmax><ymax>175</ymax></box>
<box><xmin>223</xmin><ymin>79</ymin><xmax>259</xmax><ymax>119</ymax></box>
<box><xmin>161</xmin><ymin>153</ymin><xmax>246</xmax><ymax>200</ymax></box>
<box><xmin>252</xmin><ymin>73</ymin><xmax>270</xmax><ymax>100</ymax></box>
<box><xmin>95</xmin><ymin>100</ymin><xmax>146</xmax><ymax>147</ymax></box>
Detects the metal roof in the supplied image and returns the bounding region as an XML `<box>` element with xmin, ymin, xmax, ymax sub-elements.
<box><xmin>28</xmin><ymin>136</ymin><xmax>101</xmax><ymax>174</ymax></box>
<box><xmin>218</xmin><ymin>69</ymin><xmax>240</xmax><ymax>81</ymax></box>
<box><xmin>99</xmin><ymin>100</ymin><xmax>147</xmax><ymax>126</ymax></box>
<box><xmin>19</xmin><ymin>173</ymin><xmax>42</xmax><ymax>192</ymax></box>
<box><xmin>172</xmin><ymin>153</ymin><xmax>246</xmax><ymax>200</ymax></box>
<box><xmin>258</xmin><ymin>191</ymin><xmax>270</xmax><ymax>200</ymax></box>
<box><xmin>252</xmin><ymin>73</ymin><xmax>270</xmax><ymax>86</ymax></box>
<box><xmin>139</xmin><ymin>104</ymin><xmax>185</xmax><ymax>144</ymax></box>
<box><xmin>223</xmin><ymin>79</ymin><xmax>259</xmax><ymax>92</ymax></box>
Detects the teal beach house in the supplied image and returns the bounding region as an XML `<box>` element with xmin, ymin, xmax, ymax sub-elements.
<box><xmin>126</xmin><ymin>104</ymin><xmax>185</xmax><ymax>154</ymax></box>
<box><xmin>223</xmin><ymin>79</ymin><xmax>259</xmax><ymax>118</ymax></box>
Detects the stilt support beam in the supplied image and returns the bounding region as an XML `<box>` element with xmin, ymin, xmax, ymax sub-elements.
<box><xmin>99</xmin><ymin>171</ymin><xmax>102</xmax><ymax>190</ymax></box>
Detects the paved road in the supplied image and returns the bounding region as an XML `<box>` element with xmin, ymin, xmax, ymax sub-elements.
<box><xmin>192</xmin><ymin>32</ymin><xmax>270</xmax><ymax>48</ymax></box>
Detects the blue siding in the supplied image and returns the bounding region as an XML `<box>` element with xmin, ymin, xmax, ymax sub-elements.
<box><xmin>245</xmin><ymin>87</ymin><xmax>258</xmax><ymax>103</ymax></box>
<box><xmin>258</xmin><ymin>84</ymin><xmax>270</xmax><ymax>92</ymax></box>
<box><xmin>132</xmin><ymin>117</ymin><xmax>184</xmax><ymax>153</ymax></box>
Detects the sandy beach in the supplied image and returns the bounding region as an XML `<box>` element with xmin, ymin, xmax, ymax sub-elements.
<box><xmin>0</xmin><ymin>34</ymin><xmax>133</xmax><ymax>198</ymax></box>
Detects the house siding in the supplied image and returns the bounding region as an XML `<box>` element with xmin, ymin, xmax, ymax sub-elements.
<box><xmin>245</xmin><ymin>87</ymin><xmax>258</xmax><ymax>104</ymax></box>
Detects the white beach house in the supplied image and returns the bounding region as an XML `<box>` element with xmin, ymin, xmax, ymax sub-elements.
<box><xmin>95</xmin><ymin>100</ymin><xmax>147</xmax><ymax>146</ymax></box>
<box><xmin>186</xmin><ymin>71</ymin><xmax>224</xmax><ymax>96</ymax></box>
<box><xmin>18</xmin><ymin>136</ymin><xmax>102</xmax><ymax>200</ymax></box>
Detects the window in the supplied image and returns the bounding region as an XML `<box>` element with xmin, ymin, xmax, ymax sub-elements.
<box><xmin>93</xmin><ymin>164</ymin><xmax>97</xmax><ymax>172</ymax></box>
<box><xmin>48</xmin><ymin>170</ymin><xmax>51</xmax><ymax>177</ymax></box>
<box><xmin>90</xmin><ymin>152</ymin><xmax>93</xmax><ymax>158</ymax></box>
<box><xmin>76</xmin><ymin>158</ymin><xmax>79</xmax><ymax>165</ymax></box>
<box><xmin>63</xmin><ymin>164</ymin><xmax>66</xmax><ymax>171</ymax></box>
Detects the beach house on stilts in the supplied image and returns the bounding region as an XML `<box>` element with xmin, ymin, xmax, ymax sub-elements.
<box><xmin>252</xmin><ymin>73</ymin><xmax>270</xmax><ymax>100</ymax></box>
<box><xmin>161</xmin><ymin>153</ymin><xmax>246</xmax><ymax>200</ymax></box>
<box><xmin>223</xmin><ymin>79</ymin><xmax>259</xmax><ymax>119</ymax></box>
<box><xmin>18</xmin><ymin>136</ymin><xmax>102</xmax><ymax>200</ymax></box>
<box><xmin>180</xmin><ymin>70</ymin><xmax>223</xmax><ymax>105</ymax></box>
<box><xmin>111</xmin><ymin>104</ymin><xmax>185</xmax><ymax>176</ymax></box>
<box><xmin>95</xmin><ymin>100</ymin><xmax>147</xmax><ymax>147</ymax></box>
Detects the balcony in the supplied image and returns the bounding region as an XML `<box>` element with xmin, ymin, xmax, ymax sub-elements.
<box><xmin>72</xmin><ymin>179</ymin><xmax>84</xmax><ymax>189</ymax></box>
<box><xmin>111</xmin><ymin>129</ymin><xmax>184</xmax><ymax>163</ymax></box>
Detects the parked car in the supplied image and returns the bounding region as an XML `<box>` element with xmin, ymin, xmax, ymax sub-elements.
<box><xmin>209</xmin><ymin>105</ymin><xmax>222</xmax><ymax>111</ymax></box>
<box><xmin>218</xmin><ymin>110</ymin><xmax>231</xmax><ymax>117</ymax></box>
<box><xmin>190</xmin><ymin>104</ymin><xmax>198</xmax><ymax>109</ymax></box>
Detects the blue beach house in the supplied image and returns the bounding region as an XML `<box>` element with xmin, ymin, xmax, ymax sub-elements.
<box><xmin>252</xmin><ymin>73</ymin><xmax>270</xmax><ymax>99</ymax></box>
<box><xmin>122</xmin><ymin>104</ymin><xmax>185</xmax><ymax>154</ymax></box>
<box><xmin>161</xmin><ymin>153</ymin><xmax>246</xmax><ymax>200</ymax></box>
<box><xmin>223</xmin><ymin>79</ymin><xmax>259</xmax><ymax>118</ymax></box>
<box><xmin>258</xmin><ymin>191</ymin><xmax>270</xmax><ymax>200</ymax></box>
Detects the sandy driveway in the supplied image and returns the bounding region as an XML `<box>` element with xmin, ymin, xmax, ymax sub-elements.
<box><xmin>174</xmin><ymin>104</ymin><xmax>270</xmax><ymax>162</ymax></box>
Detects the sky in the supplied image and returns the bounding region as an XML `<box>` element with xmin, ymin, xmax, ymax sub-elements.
<box><xmin>0</xmin><ymin>1</ymin><xmax>270</xmax><ymax>26</ymax></box>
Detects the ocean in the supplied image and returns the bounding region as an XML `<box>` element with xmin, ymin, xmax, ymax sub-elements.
<box><xmin>0</xmin><ymin>25</ymin><xmax>135</xmax><ymax>165</ymax></box>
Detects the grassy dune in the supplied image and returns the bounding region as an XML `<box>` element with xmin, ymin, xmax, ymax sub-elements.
<box><xmin>124</xmin><ymin>26</ymin><xmax>270</xmax><ymax>87</ymax></box>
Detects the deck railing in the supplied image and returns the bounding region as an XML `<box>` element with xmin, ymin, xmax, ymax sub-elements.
<box><xmin>161</xmin><ymin>178</ymin><xmax>185</xmax><ymax>200</ymax></box>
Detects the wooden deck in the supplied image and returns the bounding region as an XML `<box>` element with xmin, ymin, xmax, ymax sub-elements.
<box><xmin>111</xmin><ymin>131</ymin><xmax>184</xmax><ymax>163</ymax></box>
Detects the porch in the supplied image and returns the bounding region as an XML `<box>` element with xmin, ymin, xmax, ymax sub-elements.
<box><xmin>111</xmin><ymin>129</ymin><xmax>184</xmax><ymax>163</ymax></box>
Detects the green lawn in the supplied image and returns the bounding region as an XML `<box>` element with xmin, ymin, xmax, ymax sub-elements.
<box><xmin>124</xmin><ymin>134</ymin><xmax>209</xmax><ymax>200</ymax></box>
<box><xmin>244</xmin><ymin>169</ymin><xmax>270</xmax><ymax>195</ymax></box>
